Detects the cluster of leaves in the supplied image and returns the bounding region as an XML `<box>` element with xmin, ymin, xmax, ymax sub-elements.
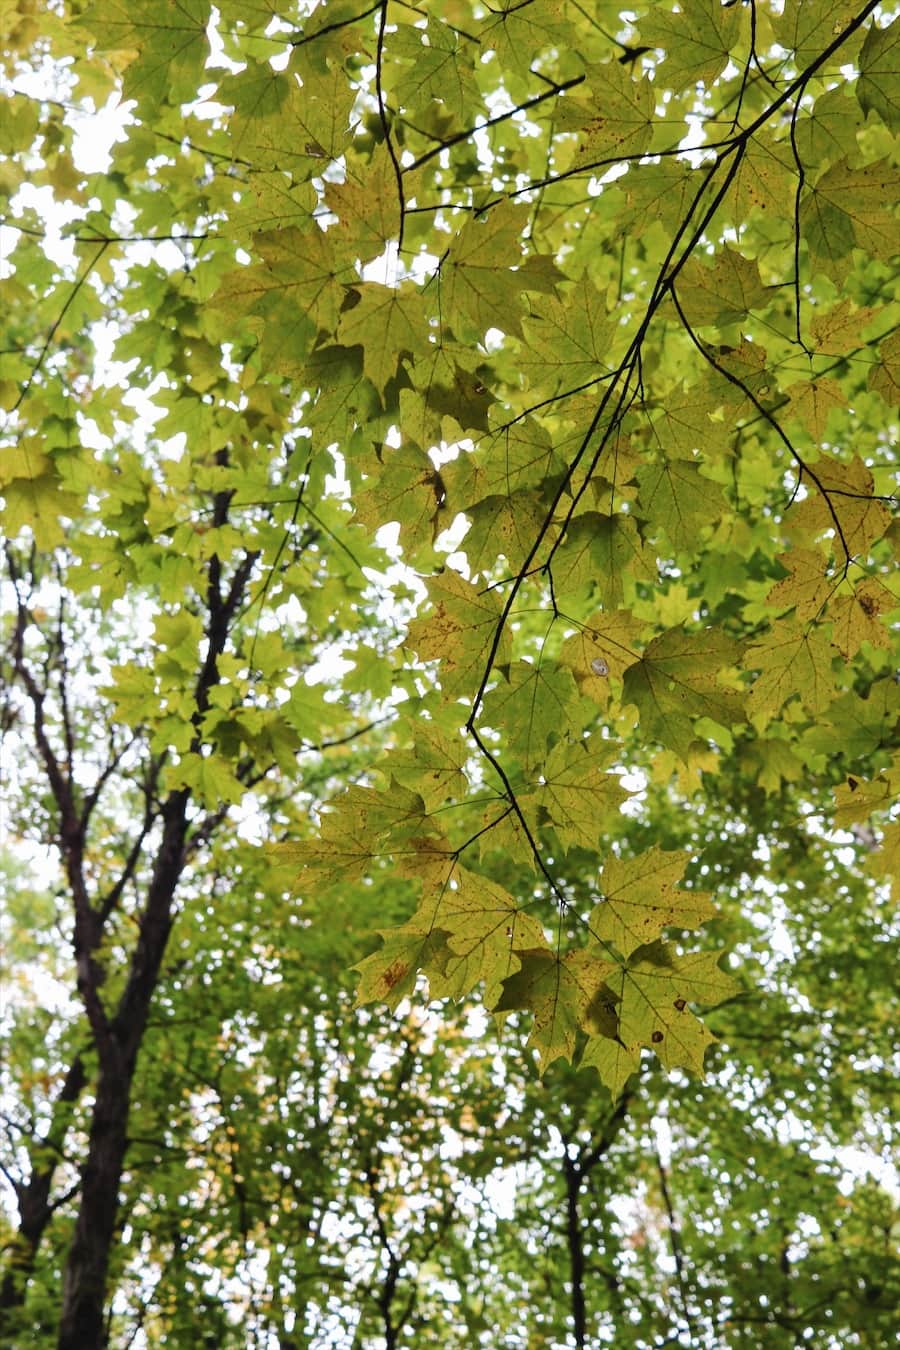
<box><xmin>0</xmin><ymin>1</ymin><xmax>899</xmax><ymax>1343</ymax></box>
<box><xmin>2</xmin><ymin>0</ymin><xmax>898</xmax><ymax>1090</ymax></box>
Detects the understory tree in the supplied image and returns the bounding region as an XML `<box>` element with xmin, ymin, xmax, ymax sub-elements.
<box><xmin>0</xmin><ymin>1</ymin><xmax>898</xmax><ymax>1346</ymax></box>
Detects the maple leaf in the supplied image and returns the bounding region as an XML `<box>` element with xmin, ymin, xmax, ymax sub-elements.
<box><xmin>440</xmin><ymin>201</ymin><xmax>561</xmax><ymax>341</ymax></box>
<box><xmin>868</xmin><ymin>821</ymin><xmax>900</xmax><ymax>901</ymax></box>
<box><xmin>384</xmin><ymin>723</ymin><xmax>470</xmax><ymax>812</ymax></box>
<box><xmin>774</xmin><ymin>0</ymin><xmax>865</xmax><ymax>67</ymax></box>
<box><xmin>405</xmin><ymin>568</ymin><xmax>512</xmax><ymax>700</ymax></box>
<box><xmin>784</xmin><ymin>377</ymin><xmax>848</xmax><ymax>442</ymax></box>
<box><xmin>353</xmin><ymin>926</ymin><xmax>445</xmax><ymax>1011</ymax></box>
<box><xmin>640</xmin><ymin>383</ymin><xmax>732</xmax><ymax>461</ymax></box>
<box><xmin>445</xmin><ymin>417</ymin><xmax>565</xmax><ymax>504</ymax></box>
<box><xmin>337</xmin><ymin>282</ymin><xmax>432</xmax><ymax>394</ymax></box>
<box><xmin>590</xmin><ymin>848</ymin><xmax>718</xmax><ymax>959</ymax></box>
<box><xmin>580</xmin><ymin>1034</ymin><xmax>642</xmax><ymax>1101</ymax></box>
<box><xmin>828</xmin><ymin>577</ymin><xmax>896</xmax><ymax>659</ymax></box>
<box><xmin>635</xmin><ymin>457</ymin><xmax>726</xmax><ymax>552</ymax></box>
<box><xmin>535</xmin><ymin>733</ymin><xmax>631</xmax><ymax>853</ymax></box>
<box><xmin>401</xmin><ymin>856</ymin><xmax>550</xmax><ymax>1004</ymax></box>
<box><xmin>869</xmin><ymin>328</ymin><xmax>900</xmax><ymax>408</ymax></box>
<box><xmin>675</xmin><ymin>247</ymin><xmax>767</xmax><ymax>328</ymax></box>
<box><xmin>462</xmin><ymin>491</ymin><xmax>549</xmax><ymax>578</ymax></box>
<box><xmin>325</xmin><ymin>146</ymin><xmax>404</xmax><ymax>265</ymax></box>
<box><xmin>353</xmin><ymin>442</ymin><xmax>446</xmax><ymax>559</ymax></box>
<box><xmin>77</xmin><ymin>0</ymin><xmax>209</xmax><ymax>111</ymax></box>
<box><xmin>802</xmin><ymin>159</ymin><xmax>900</xmax><ymax>273</ymax></box>
<box><xmin>746</xmin><ymin>620</ymin><xmax>836</xmax><ymax>723</ymax></box>
<box><xmin>639</xmin><ymin>0</ymin><xmax>741</xmax><ymax>90</ymax></box>
<box><xmin>765</xmin><ymin>548</ymin><xmax>836</xmax><ymax>621</ymax></box>
<box><xmin>494</xmin><ymin>947</ymin><xmax>617</xmax><ymax>1072</ymax></box>
<box><xmin>483</xmin><ymin>661</ymin><xmax>584</xmax><ymax>776</ymax></box>
<box><xmin>610</xmin><ymin>943</ymin><xmax>739</xmax><ymax>1074</ymax></box>
<box><xmin>275</xmin><ymin>782</ymin><xmax>435</xmax><ymax>890</ymax></box>
<box><xmin>786</xmin><ymin>454</ymin><xmax>892</xmax><ymax>559</ymax></box>
<box><xmin>808</xmin><ymin>679</ymin><xmax>900</xmax><ymax>760</ymax></box>
<box><xmin>556</xmin><ymin>60</ymin><xmax>654</xmax><ymax>166</ymax></box>
<box><xmin>211</xmin><ymin>224</ymin><xmax>354</xmax><ymax>344</ymax></box>
<box><xmin>558</xmin><ymin>609</ymin><xmax>647</xmax><ymax>708</ymax></box>
<box><xmin>833</xmin><ymin>773</ymin><xmax>893</xmax><ymax>828</ymax></box>
<box><xmin>622</xmin><ymin>627</ymin><xmax>745</xmax><ymax>761</ymax></box>
<box><xmin>221</xmin><ymin>54</ymin><xmax>355</xmax><ymax>171</ymax></box>
<box><xmin>857</xmin><ymin>14</ymin><xmax>900</xmax><ymax>131</ymax></box>
<box><xmin>478</xmin><ymin>0</ymin><xmax>575</xmax><ymax>83</ymax></box>
<box><xmin>808</xmin><ymin>298</ymin><xmax>881</xmax><ymax>356</ymax></box>
<box><xmin>389</xmin><ymin>18</ymin><xmax>481</xmax><ymax>124</ymax></box>
<box><xmin>519</xmin><ymin>286</ymin><xmax>616</xmax><ymax>397</ymax></box>
<box><xmin>552</xmin><ymin>512</ymin><xmax>657</xmax><ymax>608</ymax></box>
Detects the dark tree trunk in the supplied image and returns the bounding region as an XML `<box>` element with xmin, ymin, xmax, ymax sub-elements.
<box><xmin>55</xmin><ymin>1057</ymin><xmax>131</xmax><ymax>1350</ymax></box>
<box><xmin>56</xmin><ymin>791</ymin><xmax>188</xmax><ymax>1350</ymax></box>
<box><xmin>563</xmin><ymin>1154</ymin><xmax>587</xmax><ymax>1349</ymax></box>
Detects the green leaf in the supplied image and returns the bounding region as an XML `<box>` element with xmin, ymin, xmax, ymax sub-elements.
<box><xmin>440</xmin><ymin>200</ymin><xmax>561</xmax><ymax>340</ymax></box>
<box><xmin>580</xmin><ymin>1034</ymin><xmax>641</xmax><ymax>1100</ymax></box>
<box><xmin>337</xmin><ymin>282</ymin><xmax>433</xmax><ymax>394</ymax></box>
<box><xmin>857</xmin><ymin>15</ymin><xmax>900</xmax><ymax>130</ymax></box>
<box><xmin>556</xmin><ymin>60</ymin><xmax>654</xmax><ymax>165</ymax></box>
<box><xmin>482</xmin><ymin>659</ymin><xmax>585</xmax><ymax>773</ymax></box>
<box><xmin>635</xmin><ymin>457</ymin><xmax>726</xmax><ymax>552</ymax></box>
<box><xmin>536</xmin><ymin>732</ymin><xmax>631</xmax><ymax>853</ymax></box>
<box><xmin>622</xmin><ymin>627</ymin><xmax>745</xmax><ymax>761</ymax></box>
<box><xmin>639</xmin><ymin>0</ymin><xmax>741</xmax><ymax>90</ymax></box>
<box><xmin>746</xmin><ymin>621</ymin><xmax>836</xmax><ymax>722</ymax></box>
<box><xmin>675</xmin><ymin>247</ymin><xmax>767</xmax><ymax>327</ymax></box>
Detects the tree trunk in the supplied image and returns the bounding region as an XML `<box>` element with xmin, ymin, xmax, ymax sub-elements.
<box><xmin>56</xmin><ymin>791</ymin><xmax>188</xmax><ymax>1350</ymax></box>
<box><xmin>55</xmin><ymin>1056</ymin><xmax>131</xmax><ymax>1350</ymax></box>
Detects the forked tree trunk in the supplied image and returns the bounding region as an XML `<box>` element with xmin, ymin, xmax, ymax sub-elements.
<box><xmin>56</xmin><ymin>791</ymin><xmax>188</xmax><ymax>1350</ymax></box>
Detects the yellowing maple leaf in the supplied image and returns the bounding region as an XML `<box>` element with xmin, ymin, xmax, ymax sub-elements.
<box><xmin>635</xmin><ymin>457</ymin><xmax>726</xmax><ymax>551</ymax></box>
<box><xmin>869</xmin><ymin>328</ymin><xmax>900</xmax><ymax>408</ymax></box>
<box><xmin>765</xmin><ymin>548</ymin><xmax>837</xmax><ymax>621</ymax></box>
<box><xmin>353</xmin><ymin>443</ymin><xmax>446</xmax><ymax>559</ymax></box>
<box><xmin>591</xmin><ymin>848</ymin><xmax>717</xmax><ymax>959</ymax></box>
<box><xmin>785</xmin><ymin>377</ymin><xmax>848</xmax><ymax>442</ymax></box>
<box><xmin>353</xmin><ymin>927</ymin><xmax>445</xmax><ymax>1011</ymax></box>
<box><xmin>746</xmin><ymin>620</ymin><xmax>836</xmax><ymax>722</ymax></box>
<box><xmin>403</xmin><ymin>858</ymin><xmax>549</xmax><ymax>1003</ymax></box>
<box><xmin>494</xmin><ymin>947</ymin><xmax>617</xmax><ymax>1071</ymax></box>
<box><xmin>440</xmin><ymin>200</ymin><xmax>561</xmax><ymax>340</ymax></box>
<box><xmin>676</xmin><ymin>246</ymin><xmax>767</xmax><ymax>327</ymax></box>
<box><xmin>556</xmin><ymin>59</ymin><xmax>654</xmax><ymax>166</ymax></box>
<box><xmin>580</xmin><ymin>1035</ymin><xmax>641</xmax><ymax>1100</ymax></box>
<box><xmin>858</xmin><ymin>14</ymin><xmax>900</xmax><ymax>131</ymax></box>
<box><xmin>536</xmin><ymin>733</ymin><xmax>631</xmax><ymax>853</ymax></box>
<box><xmin>558</xmin><ymin>609</ymin><xmax>647</xmax><ymax>708</ymax></box>
<box><xmin>787</xmin><ymin>454</ymin><xmax>893</xmax><ymax>559</ymax></box>
<box><xmin>833</xmin><ymin>773</ymin><xmax>893</xmax><ymax>827</ymax></box>
<box><xmin>639</xmin><ymin>0</ymin><xmax>740</xmax><ymax>90</ymax></box>
<box><xmin>808</xmin><ymin>297</ymin><xmax>882</xmax><ymax>355</ymax></box>
<box><xmin>828</xmin><ymin>576</ymin><xmax>896</xmax><ymax>658</ymax></box>
<box><xmin>405</xmin><ymin>569</ymin><xmax>512</xmax><ymax>699</ymax></box>
<box><xmin>610</xmin><ymin>944</ymin><xmax>739</xmax><ymax>1074</ymax></box>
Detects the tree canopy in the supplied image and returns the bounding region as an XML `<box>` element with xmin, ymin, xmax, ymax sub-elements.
<box><xmin>1</xmin><ymin>0</ymin><xmax>898</xmax><ymax>1346</ymax></box>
